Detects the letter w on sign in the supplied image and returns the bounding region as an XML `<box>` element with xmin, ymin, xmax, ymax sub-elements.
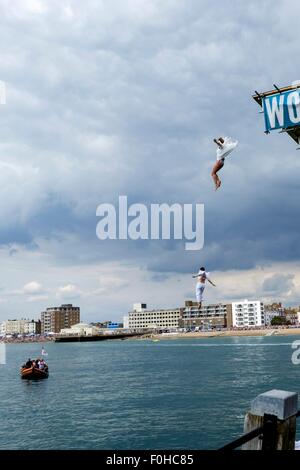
<box><xmin>263</xmin><ymin>89</ymin><xmax>300</xmax><ymax>132</ymax></box>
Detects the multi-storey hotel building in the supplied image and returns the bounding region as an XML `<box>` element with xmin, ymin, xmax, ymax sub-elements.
<box><xmin>41</xmin><ymin>304</ymin><xmax>80</xmax><ymax>334</ymax></box>
<box><xmin>123</xmin><ymin>303</ymin><xmax>181</xmax><ymax>329</ymax></box>
<box><xmin>179</xmin><ymin>301</ymin><xmax>232</xmax><ymax>329</ymax></box>
<box><xmin>232</xmin><ymin>300</ymin><xmax>265</xmax><ymax>327</ymax></box>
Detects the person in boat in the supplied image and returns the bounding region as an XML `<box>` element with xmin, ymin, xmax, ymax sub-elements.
<box><xmin>35</xmin><ymin>358</ymin><xmax>40</xmax><ymax>367</ymax></box>
<box><xmin>25</xmin><ymin>358</ymin><xmax>32</xmax><ymax>368</ymax></box>
<box><xmin>192</xmin><ymin>266</ymin><xmax>216</xmax><ymax>309</ymax></box>
<box><xmin>211</xmin><ymin>136</ymin><xmax>238</xmax><ymax>190</ymax></box>
<box><xmin>39</xmin><ymin>359</ymin><xmax>45</xmax><ymax>370</ymax></box>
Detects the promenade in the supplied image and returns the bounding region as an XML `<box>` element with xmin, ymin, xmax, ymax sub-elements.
<box><xmin>151</xmin><ymin>327</ymin><xmax>300</xmax><ymax>339</ymax></box>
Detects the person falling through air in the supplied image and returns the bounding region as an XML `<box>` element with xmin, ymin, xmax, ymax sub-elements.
<box><xmin>192</xmin><ymin>267</ymin><xmax>216</xmax><ymax>309</ymax></box>
<box><xmin>211</xmin><ymin>136</ymin><xmax>238</xmax><ymax>190</ymax></box>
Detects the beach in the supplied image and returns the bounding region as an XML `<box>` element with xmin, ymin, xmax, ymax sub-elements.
<box><xmin>151</xmin><ymin>328</ymin><xmax>300</xmax><ymax>339</ymax></box>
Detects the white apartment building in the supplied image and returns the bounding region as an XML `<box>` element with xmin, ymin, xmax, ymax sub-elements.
<box><xmin>0</xmin><ymin>319</ymin><xmax>38</xmax><ymax>335</ymax></box>
<box><xmin>232</xmin><ymin>300</ymin><xmax>265</xmax><ymax>327</ymax></box>
<box><xmin>124</xmin><ymin>303</ymin><xmax>181</xmax><ymax>329</ymax></box>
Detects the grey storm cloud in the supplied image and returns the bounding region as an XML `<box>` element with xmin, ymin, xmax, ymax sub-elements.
<box><xmin>0</xmin><ymin>0</ymin><xmax>300</xmax><ymax>278</ymax></box>
<box><xmin>262</xmin><ymin>273</ymin><xmax>295</xmax><ymax>295</ymax></box>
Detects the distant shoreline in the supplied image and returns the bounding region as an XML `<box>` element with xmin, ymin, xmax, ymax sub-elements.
<box><xmin>0</xmin><ymin>337</ymin><xmax>53</xmax><ymax>344</ymax></box>
<box><xmin>151</xmin><ymin>328</ymin><xmax>300</xmax><ymax>339</ymax></box>
<box><xmin>3</xmin><ymin>328</ymin><xmax>300</xmax><ymax>344</ymax></box>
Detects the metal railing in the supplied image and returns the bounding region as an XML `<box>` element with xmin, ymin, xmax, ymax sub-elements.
<box><xmin>219</xmin><ymin>411</ymin><xmax>300</xmax><ymax>451</ymax></box>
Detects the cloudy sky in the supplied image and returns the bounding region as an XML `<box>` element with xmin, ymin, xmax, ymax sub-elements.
<box><xmin>1</xmin><ymin>0</ymin><xmax>300</xmax><ymax>322</ymax></box>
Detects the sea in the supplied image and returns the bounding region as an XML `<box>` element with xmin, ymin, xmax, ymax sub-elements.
<box><xmin>1</xmin><ymin>335</ymin><xmax>300</xmax><ymax>450</ymax></box>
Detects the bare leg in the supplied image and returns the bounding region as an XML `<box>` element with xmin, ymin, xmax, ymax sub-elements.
<box><xmin>211</xmin><ymin>160</ymin><xmax>224</xmax><ymax>190</ymax></box>
<box><xmin>198</xmin><ymin>302</ymin><xmax>202</xmax><ymax>309</ymax></box>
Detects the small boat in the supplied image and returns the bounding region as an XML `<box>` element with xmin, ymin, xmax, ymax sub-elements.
<box><xmin>20</xmin><ymin>365</ymin><xmax>49</xmax><ymax>380</ymax></box>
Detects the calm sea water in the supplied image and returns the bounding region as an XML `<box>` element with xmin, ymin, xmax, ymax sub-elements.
<box><xmin>1</xmin><ymin>335</ymin><xmax>300</xmax><ymax>450</ymax></box>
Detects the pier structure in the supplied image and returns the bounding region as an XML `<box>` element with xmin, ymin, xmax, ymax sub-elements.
<box><xmin>54</xmin><ymin>331</ymin><xmax>146</xmax><ymax>342</ymax></box>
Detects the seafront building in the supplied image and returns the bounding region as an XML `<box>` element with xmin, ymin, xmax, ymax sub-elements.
<box><xmin>91</xmin><ymin>321</ymin><xmax>124</xmax><ymax>329</ymax></box>
<box><xmin>284</xmin><ymin>307</ymin><xmax>300</xmax><ymax>325</ymax></box>
<box><xmin>264</xmin><ymin>303</ymin><xmax>285</xmax><ymax>326</ymax></box>
<box><xmin>41</xmin><ymin>304</ymin><xmax>80</xmax><ymax>334</ymax></box>
<box><xmin>59</xmin><ymin>323</ymin><xmax>99</xmax><ymax>336</ymax></box>
<box><xmin>231</xmin><ymin>300</ymin><xmax>265</xmax><ymax>327</ymax></box>
<box><xmin>0</xmin><ymin>319</ymin><xmax>41</xmax><ymax>335</ymax></box>
<box><xmin>123</xmin><ymin>303</ymin><xmax>181</xmax><ymax>329</ymax></box>
<box><xmin>124</xmin><ymin>301</ymin><xmax>232</xmax><ymax>330</ymax></box>
<box><xmin>124</xmin><ymin>299</ymin><xmax>267</xmax><ymax>330</ymax></box>
<box><xmin>179</xmin><ymin>301</ymin><xmax>232</xmax><ymax>329</ymax></box>
<box><xmin>59</xmin><ymin>322</ymin><xmax>125</xmax><ymax>337</ymax></box>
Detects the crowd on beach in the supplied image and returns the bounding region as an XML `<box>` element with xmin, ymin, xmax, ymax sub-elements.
<box><xmin>227</xmin><ymin>325</ymin><xmax>300</xmax><ymax>331</ymax></box>
<box><xmin>0</xmin><ymin>335</ymin><xmax>54</xmax><ymax>344</ymax></box>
